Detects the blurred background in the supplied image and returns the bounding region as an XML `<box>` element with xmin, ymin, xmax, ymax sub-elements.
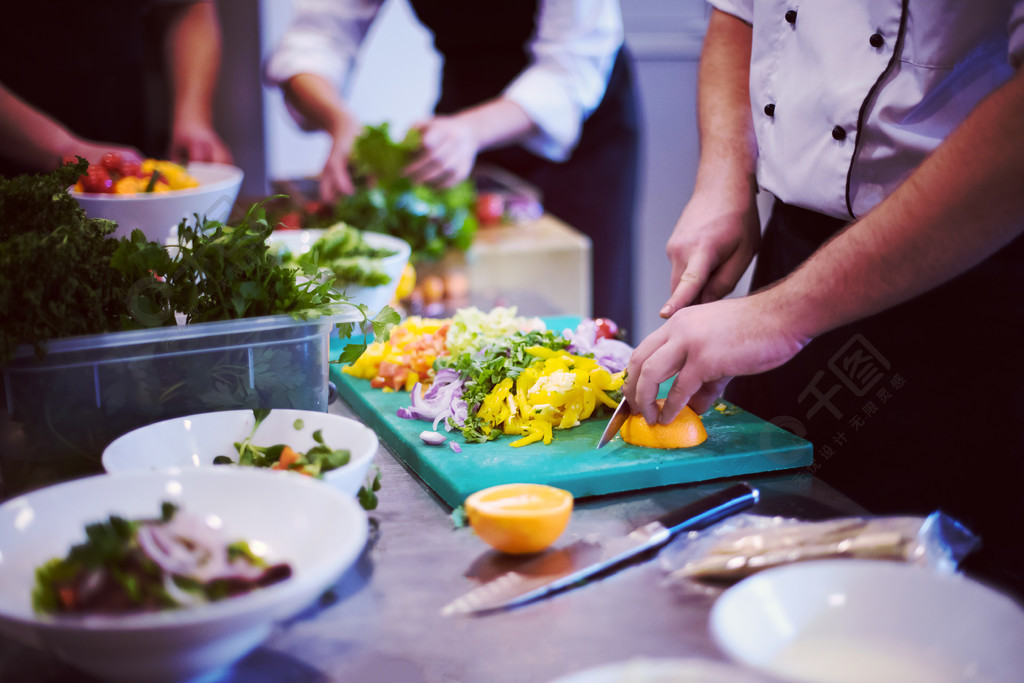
<box><xmin>212</xmin><ymin>0</ymin><xmax>755</xmax><ymax>341</ymax></box>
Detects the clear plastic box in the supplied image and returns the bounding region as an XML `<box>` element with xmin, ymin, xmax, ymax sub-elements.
<box><xmin>0</xmin><ymin>309</ymin><xmax>359</xmax><ymax>496</ymax></box>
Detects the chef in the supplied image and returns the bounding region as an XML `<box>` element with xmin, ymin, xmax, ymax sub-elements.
<box><xmin>626</xmin><ymin>0</ymin><xmax>1024</xmax><ymax>599</ymax></box>
<box><xmin>263</xmin><ymin>0</ymin><xmax>640</xmax><ymax>336</ymax></box>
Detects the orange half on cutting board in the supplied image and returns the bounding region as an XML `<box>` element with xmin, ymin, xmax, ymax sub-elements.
<box><xmin>619</xmin><ymin>399</ymin><xmax>708</xmax><ymax>449</ymax></box>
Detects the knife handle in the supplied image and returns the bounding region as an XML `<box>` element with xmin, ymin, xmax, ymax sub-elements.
<box><xmin>657</xmin><ymin>483</ymin><xmax>759</xmax><ymax>537</ymax></box>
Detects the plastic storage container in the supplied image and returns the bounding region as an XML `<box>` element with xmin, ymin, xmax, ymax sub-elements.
<box><xmin>0</xmin><ymin>309</ymin><xmax>359</xmax><ymax>497</ymax></box>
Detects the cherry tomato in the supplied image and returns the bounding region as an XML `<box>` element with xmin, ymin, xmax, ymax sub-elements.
<box><xmin>277</xmin><ymin>211</ymin><xmax>302</xmax><ymax>230</ymax></box>
<box><xmin>594</xmin><ymin>318</ymin><xmax>618</xmax><ymax>341</ymax></box>
<box><xmin>476</xmin><ymin>193</ymin><xmax>505</xmax><ymax>226</ymax></box>
<box><xmin>100</xmin><ymin>152</ymin><xmax>122</xmax><ymax>173</ymax></box>
<box><xmin>117</xmin><ymin>157</ymin><xmax>143</xmax><ymax>178</ymax></box>
<box><xmin>80</xmin><ymin>166</ymin><xmax>114</xmax><ymax>193</ymax></box>
<box><xmin>303</xmin><ymin>200</ymin><xmax>332</xmax><ymax>219</ymax></box>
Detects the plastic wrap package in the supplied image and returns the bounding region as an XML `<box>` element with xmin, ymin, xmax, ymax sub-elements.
<box><xmin>660</xmin><ymin>511</ymin><xmax>979</xmax><ymax>587</ymax></box>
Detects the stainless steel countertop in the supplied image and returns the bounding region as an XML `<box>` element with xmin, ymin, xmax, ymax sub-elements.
<box><xmin>0</xmin><ymin>395</ymin><xmax>865</xmax><ymax>682</ymax></box>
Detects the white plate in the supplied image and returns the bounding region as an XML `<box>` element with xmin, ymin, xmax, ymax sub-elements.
<box><xmin>71</xmin><ymin>161</ymin><xmax>244</xmax><ymax>244</ymax></box>
<box><xmin>710</xmin><ymin>559</ymin><xmax>1024</xmax><ymax>683</ymax></box>
<box><xmin>550</xmin><ymin>657</ymin><xmax>772</xmax><ymax>683</ymax></box>
<box><xmin>102</xmin><ymin>409</ymin><xmax>378</xmax><ymax>497</ymax></box>
<box><xmin>267</xmin><ymin>228</ymin><xmax>411</xmax><ymax>315</ymax></box>
<box><xmin>0</xmin><ymin>467</ymin><xmax>366</xmax><ymax>682</ymax></box>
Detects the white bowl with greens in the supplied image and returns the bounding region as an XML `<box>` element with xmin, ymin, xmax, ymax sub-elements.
<box><xmin>0</xmin><ymin>467</ymin><xmax>367</xmax><ymax>682</ymax></box>
<box><xmin>102</xmin><ymin>409</ymin><xmax>379</xmax><ymax>504</ymax></box>
<box><xmin>268</xmin><ymin>223</ymin><xmax>411</xmax><ymax>315</ymax></box>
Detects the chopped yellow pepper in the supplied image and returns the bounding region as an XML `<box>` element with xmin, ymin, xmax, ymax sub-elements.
<box><xmin>475</xmin><ymin>349</ymin><xmax>625</xmax><ymax>448</ymax></box>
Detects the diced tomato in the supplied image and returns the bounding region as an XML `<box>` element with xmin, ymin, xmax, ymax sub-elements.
<box><xmin>374</xmin><ymin>361</ymin><xmax>410</xmax><ymax>391</ymax></box>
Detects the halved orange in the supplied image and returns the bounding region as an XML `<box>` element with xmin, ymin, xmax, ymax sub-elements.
<box><xmin>464</xmin><ymin>483</ymin><xmax>574</xmax><ymax>554</ymax></box>
<box><xmin>619</xmin><ymin>399</ymin><xmax>708</xmax><ymax>449</ymax></box>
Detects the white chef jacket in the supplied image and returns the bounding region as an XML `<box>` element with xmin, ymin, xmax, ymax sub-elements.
<box><xmin>263</xmin><ymin>0</ymin><xmax>624</xmax><ymax>162</ymax></box>
<box><xmin>709</xmin><ymin>0</ymin><xmax>1024</xmax><ymax>219</ymax></box>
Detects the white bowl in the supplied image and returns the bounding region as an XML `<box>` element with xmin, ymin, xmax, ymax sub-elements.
<box><xmin>267</xmin><ymin>228</ymin><xmax>411</xmax><ymax>315</ymax></box>
<box><xmin>102</xmin><ymin>409</ymin><xmax>378</xmax><ymax>497</ymax></box>
<box><xmin>710</xmin><ymin>559</ymin><xmax>1024</xmax><ymax>683</ymax></box>
<box><xmin>550</xmin><ymin>657</ymin><xmax>772</xmax><ymax>683</ymax></box>
<box><xmin>71</xmin><ymin>161</ymin><xmax>244</xmax><ymax>243</ymax></box>
<box><xmin>0</xmin><ymin>467</ymin><xmax>367</xmax><ymax>682</ymax></box>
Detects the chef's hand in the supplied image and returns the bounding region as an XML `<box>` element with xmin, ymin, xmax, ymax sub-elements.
<box><xmin>660</xmin><ymin>188</ymin><xmax>761</xmax><ymax>318</ymax></box>
<box><xmin>169</xmin><ymin>119</ymin><xmax>233</xmax><ymax>164</ymax></box>
<box><xmin>318</xmin><ymin>124</ymin><xmax>359</xmax><ymax>202</ymax></box>
<box><xmin>405</xmin><ymin>115</ymin><xmax>478</xmax><ymax>188</ymax></box>
<box><xmin>625</xmin><ymin>293</ymin><xmax>808</xmax><ymax>425</ymax></box>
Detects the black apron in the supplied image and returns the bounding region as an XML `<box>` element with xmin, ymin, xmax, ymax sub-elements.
<box><xmin>726</xmin><ymin>200</ymin><xmax>1024</xmax><ymax>600</ymax></box>
<box><xmin>407</xmin><ymin>0</ymin><xmax>641</xmax><ymax>337</ymax></box>
<box><xmin>0</xmin><ymin>1</ymin><xmax>168</xmax><ymax>177</ymax></box>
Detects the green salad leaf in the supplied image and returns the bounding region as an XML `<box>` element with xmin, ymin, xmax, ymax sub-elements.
<box><xmin>317</xmin><ymin>123</ymin><xmax>478</xmax><ymax>263</ymax></box>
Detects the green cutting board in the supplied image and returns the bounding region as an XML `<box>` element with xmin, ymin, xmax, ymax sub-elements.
<box><xmin>330</xmin><ymin>317</ymin><xmax>811</xmax><ymax>508</ymax></box>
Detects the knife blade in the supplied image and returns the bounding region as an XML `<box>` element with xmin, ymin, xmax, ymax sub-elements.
<box><xmin>596</xmin><ymin>399</ymin><xmax>631</xmax><ymax>449</ymax></box>
<box><xmin>441</xmin><ymin>482</ymin><xmax>759</xmax><ymax>616</ymax></box>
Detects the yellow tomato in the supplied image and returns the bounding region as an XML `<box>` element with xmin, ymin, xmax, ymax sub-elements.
<box><xmin>465</xmin><ymin>483</ymin><xmax>573</xmax><ymax>554</ymax></box>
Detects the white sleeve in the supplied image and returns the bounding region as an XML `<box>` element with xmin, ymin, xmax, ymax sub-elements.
<box><xmin>706</xmin><ymin>0</ymin><xmax>754</xmax><ymax>24</ymax></box>
<box><xmin>263</xmin><ymin>0</ymin><xmax>384</xmax><ymax>92</ymax></box>
<box><xmin>502</xmin><ymin>0</ymin><xmax>625</xmax><ymax>161</ymax></box>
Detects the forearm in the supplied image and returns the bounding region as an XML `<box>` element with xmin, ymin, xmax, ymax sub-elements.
<box><xmin>164</xmin><ymin>2</ymin><xmax>222</xmax><ymax>129</ymax></box>
<box><xmin>692</xmin><ymin>9</ymin><xmax>758</xmax><ymax>202</ymax></box>
<box><xmin>765</xmin><ymin>67</ymin><xmax>1024</xmax><ymax>340</ymax></box>
<box><xmin>0</xmin><ymin>84</ymin><xmax>77</xmax><ymax>169</ymax></box>
<box><xmin>451</xmin><ymin>97</ymin><xmax>537</xmax><ymax>153</ymax></box>
<box><xmin>281</xmin><ymin>73</ymin><xmax>360</xmax><ymax>142</ymax></box>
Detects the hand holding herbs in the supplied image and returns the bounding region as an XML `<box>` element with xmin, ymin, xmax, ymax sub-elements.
<box><xmin>33</xmin><ymin>502</ymin><xmax>291</xmax><ymax>616</ymax></box>
<box><xmin>307</xmin><ymin>123</ymin><xmax>478</xmax><ymax>264</ymax></box>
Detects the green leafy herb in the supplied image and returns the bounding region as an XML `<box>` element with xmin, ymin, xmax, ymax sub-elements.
<box><xmin>357</xmin><ymin>465</ymin><xmax>382</xmax><ymax>511</ymax></box>
<box><xmin>317</xmin><ymin>123</ymin><xmax>478</xmax><ymax>263</ymax></box>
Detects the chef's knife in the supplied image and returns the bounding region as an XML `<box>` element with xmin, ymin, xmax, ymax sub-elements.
<box><xmin>596</xmin><ymin>399</ymin><xmax>631</xmax><ymax>448</ymax></box>
<box><xmin>441</xmin><ymin>482</ymin><xmax>759</xmax><ymax>616</ymax></box>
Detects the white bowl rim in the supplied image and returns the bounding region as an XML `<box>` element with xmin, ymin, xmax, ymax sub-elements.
<box><xmin>268</xmin><ymin>226</ymin><xmax>412</xmax><ymax>261</ymax></box>
<box><xmin>0</xmin><ymin>467</ymin><xmax>367</xmax><ymax>634</ymax></box>
<box><xmin>100</xmin><ymin>408</ymin><xmax>378</xmax><ymax>477</ymax></box>
<box><xmin>709</xmin><ymin>558</ymin><xmax>1024</xmax><ymax>672</ymax></box>
<box><xmin>69</xmin><ymin>161</ymin><xmax>244</xmax><ymax>201</ymax></box>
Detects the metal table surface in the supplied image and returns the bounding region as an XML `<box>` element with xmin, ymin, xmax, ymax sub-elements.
<box><xmin>0</xmin><ymin>395</ymin><xmax>865</xmax><ymax>683</ymax></box>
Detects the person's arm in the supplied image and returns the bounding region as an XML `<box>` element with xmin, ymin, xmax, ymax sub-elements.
<box><xmin>263</xmin><ymin>0</ymin><xmax>383</xmax><ymax>200</ymax></box>
<box><xmin>281</xmin><ymin>72</ymin><xmax>362</xmax><ymax>199</ymax></box>
<box><xmin>659</xmin><ymin>8</ymin><xmax>760</xmax><ymax>318</ymax></box>
<box><xmin>162</xmin><ymin>1</ymin><xmax>233</xmax><ymax>163</ymax></box>
<box><xmin>405</xmin><ymin>0</ymin><xmax>619</xmax><ymax>188</ymax></box>
<box><xmin>626</xmin><ymin>65</ymin><xmax>1024</xmax><ymax>426</ymax></box>
<box><xmin>0</xmin><ymin>81</ymin><xmax>141</xmax><ymax>170</ymax></box>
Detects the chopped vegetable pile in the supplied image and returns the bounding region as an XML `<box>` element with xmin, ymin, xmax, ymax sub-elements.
<box><xmin>33</xmin><ymin>502</ymin><xmax>291</xmax><ymax>615</ymax></box>
<box><xmin>344</xmin><ymin>307</ymin><xmax>633</xmax><ymax>448</ymax></box>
